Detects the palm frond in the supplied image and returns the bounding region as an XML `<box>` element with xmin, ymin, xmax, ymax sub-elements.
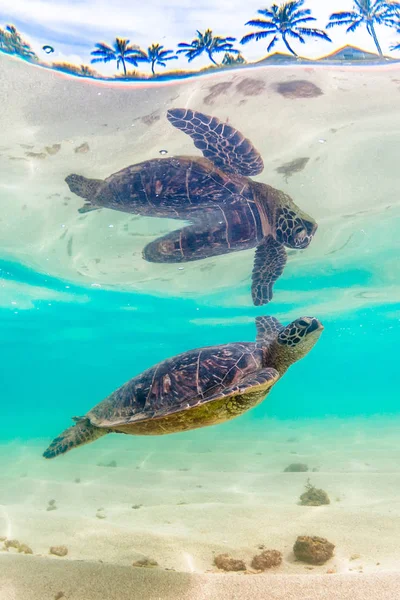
<box><xmin>267</xmin><ymin>35</ymin><xmax>279</xmax><ymax>52</ymax></box>
<box><xmin>244</xmin><ymin>18</ymin><xmax>277</xmax><ymax>29</ymax></box>
<box><xmin>124</xmin><ymin>56</ymin><xmax>141</xmax><ymax>66</ymax></box>
<box><xmin>158</xmin><ymin>49</ymin><xmax>175</xmax><ymax>58</ymax></box>
<box><xmin>91</xmin><ymin>54</ymin><xmax>115</xmax><ymax>64</ymax></box>
<box><xmin>328</xmin><ymin>11</ymin><xmax>359</xmax><ymax>22</ymax></box>
<box><xmin>297</xmin><ymin>27</ymin><xmax>332</xmax><ymax>40</ymax></box>
<box><xmin>285</xmin><ymin>0</ymin><xmax>306</xmax><ymax>12</ymax></box>
<box><xmin>287</xmin><ymin>8</ymin><xmax>312</xmax><ymax>19</ymax></box>
<box><xmin>179</xmin><ymin>46</ymin><xmax>204</xmax><ymax>61</ymax></box>
<box><xmin>286</xmin><ymin>29</ymin><xmax>305</xmax><ymax>42</ymax></box>
<box><xmin>347</xmin><ymin>20</ymin><xmax>363</xmax><ymax>33</ymax></box>
<box><xmin>216</xmin><ymin>46</ymin><xmax>240</xmax><ymax>54</ymax></box>
<box><xmin>256</xmin><ymin>8</ymin><xmax>275</xmax><ymax>18</ymax></box>
<box><xmin>241</xmin><ymin>30</ymin><xmax>275</xmax><ymax>44</ymax></box>
<box><xmin>91</xmin><ymin>43</ymin><xmax>114</xmax><ymax>56</ymax></box>
<box><xmin>290</xmin><ymin>16</ymin><xmax>317</xmax><ymax>25</ymax></box>
<box><xmin>212</xmin><ymin>43</ymin><xmax>236</xmax><ymax>52</ymax></box>
<box><xmin>177</xmin><ymin>42</ymin><xmax>194</xmax><ymax>49</ymax></box>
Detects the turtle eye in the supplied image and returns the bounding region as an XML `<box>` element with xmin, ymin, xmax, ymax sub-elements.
<box><xmin>298</xmin><ymin>318</ymin><xmax>311</xmax><ymax>327</ymax></box>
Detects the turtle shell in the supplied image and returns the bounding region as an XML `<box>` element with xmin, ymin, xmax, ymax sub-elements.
<box><xmin>101</xmin><ymin>156</ymin><xmax>257</xmax><ymax>217</ymax></box>
<box><xmin>87</xmin><ymin>342</ymin><xmax>264</xmax><ymax>428</ymax></box>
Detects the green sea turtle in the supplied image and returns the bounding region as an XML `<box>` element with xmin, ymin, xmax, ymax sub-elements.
<box><xmin>43</xmin><ymin>315</ymin><xmax>323</xmax><ymax>459</ymax></box>
<box><xmin>66</xmin><ymin>108</ymin><xmax>317</xmax><ymax>305</ymax></box>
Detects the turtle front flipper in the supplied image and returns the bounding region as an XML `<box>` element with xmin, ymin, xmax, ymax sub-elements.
<box><xmin>143</xmin><ymin>222</ymin><xmax>222</xmax><ymax>263</ymax></box>
<box><xmin>202</xmin><ymin>367</ymin><xmax>280</xmax><ymax>417</ymax></box>
<box><xmin>43</xmin><ymin>417</ymin><xmax>109</xmax><ymax>459</ymax></box>
<box><xmin>167</xmin><ymin>108</ymin><xmax>264</xmax><ymax>176</ymax></box>
<box><xmin>255</xmin><ymin>316</ymin><xmax>284</xmax><ymax>343</ymax></box>
<box><xmin>252</xmin><ymin>235</ymin><xmax>287</xmax><ymax>306</ymax></box>
<box><xmin>143</xmin><ymin>207</ymin><xmax>237</xmax><ymax>263</ymax></box>
<box><xmin>78</xmin><ymin>203</ymin><xmax>100</xmax><ymax>214</ymax></box>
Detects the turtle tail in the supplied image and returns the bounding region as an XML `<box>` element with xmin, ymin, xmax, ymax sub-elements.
<box><xmin>43</xmin><ymin>417</ymin><xmax>109</xmax><ymax>459</ymax></box>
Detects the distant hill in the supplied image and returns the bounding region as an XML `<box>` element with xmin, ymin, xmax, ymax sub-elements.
<box><xmin>256</xmin><ymin>52</ymin><xmax>311</xmax><ymax>65</ymax></box>
<box><xmin>253</xmin><ymin>46</ymin><xmax>399</xmax><ymax>66</ymax></box>
<box><xmin>317</xmin><ymin>45</ymin><xmax>394</xmax><ymax>63</ymax></box>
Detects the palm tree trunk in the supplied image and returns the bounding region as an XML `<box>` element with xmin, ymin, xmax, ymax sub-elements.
<box><xmin>368</xmin><ymin>23</ymin><xmax>383</xmax><ymax>57</ymax></box>
<box><xmin>151</xmin><ymin>60</ymin><xmax>155</xmax><ymax>75</ymax></box>
<box><xmin>282</xmin><ymin>33</ymin><xmax>297</xmax><ymax>57</ymax></box>
<box><xmin>121</xmin><ymin>57</ymin><xmax>127</xmax><ymax>75</ymax></box>
<box><xmin>207</xmin><ymin>50</ymin><xmax>218</xmax><ymax>65</ymax></box>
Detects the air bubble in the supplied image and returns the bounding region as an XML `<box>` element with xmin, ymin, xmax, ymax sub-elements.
<box><xmin>159</xmin><ymin>149</ymin><xmax>168</xmax><ymax>155</ymax></box>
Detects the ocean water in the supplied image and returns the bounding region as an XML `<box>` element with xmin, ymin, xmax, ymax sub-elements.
<box><xmin>1</xmin><ymin>28</ymin><xmax>400</xmax><ymax>597</ymax></box>
<box><xmin>1</xmin><ymin>258</ymin><xmax>399</xmax><ymax>443</ymax></box>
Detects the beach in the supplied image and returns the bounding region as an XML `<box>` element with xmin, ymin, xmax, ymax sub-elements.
<box><xmin>2</xmin><ymin>417</ymin><xmax>400</xmax><ymax>599</ymax></box>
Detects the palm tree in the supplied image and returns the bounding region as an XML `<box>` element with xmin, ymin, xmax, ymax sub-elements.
<box><xmin>177</xmin><ymin>29</ymin><xmax>240</xmax><ymax>65</ymax></box>
<box><xmin>0</xmin><ymin>24</ymin><xmax>37</xmax><ymax>59</ymax></box>
<box><xmin>139</xmin><ymin>43</ymin><xmax>177</xmax><ymax>75</ymax></box>
<box><xmin>222</xmin><ymin>52</ymin><xmax>246</xmax><ymax>65</ymax></box>
<box><xmin>241</xmin><ymin>1</ymin><xmax>331</xmax><ymax>57</ymax></box>
<box><xmin>91</xmin><ymin>38</ymin><xmax>144</xmax><ymax>74</ymax></box>
<box><xmin>53</xmin><ymin>62</ymin><xmax>99</xmax><ymax>77</ymax></box>
<box><xmin>327</xmin><ymin>1</ymin><xmax>400</xmax><ymax>57</ymax></box>
<box><xmin>79</xmin><ymin>65</ymin><xmax>97</xmax><ymax>77</ymax></box>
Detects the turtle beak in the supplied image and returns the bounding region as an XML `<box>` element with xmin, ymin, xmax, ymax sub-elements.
<box><xmin>300</xmin><ymin>317</ymin><xmax>323</xmax><ymax>334</ymax></box>
<box><xmin>308</xmin><ymin>318</ymin><xmax>323</xmax><ymax>333</ymax></box>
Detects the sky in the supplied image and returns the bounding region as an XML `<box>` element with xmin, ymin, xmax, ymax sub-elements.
<box><xmin>0</xmin><ymin>0</ymin><xmax>399</xmax><ymax>74</ymax></box>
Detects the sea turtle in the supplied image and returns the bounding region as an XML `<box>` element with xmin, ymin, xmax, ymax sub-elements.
<box><xmin>66</xmin><ymin>108</ymin><xmax>317</xmax><ymax>305</ymax></box>
<box><xmin>43</xmin><ymin>315</ymin><xmax>323</xmax><ymax>459</ymax></box>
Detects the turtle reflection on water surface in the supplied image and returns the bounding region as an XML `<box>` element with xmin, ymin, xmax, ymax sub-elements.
<box><xmin>66</xmin><ymin>109</ymin><xmax>317</xmax><ymax>306</ymax></box>
<box><xmin>43</xmin><ymin>315</ymin><xmax>323</xmax><ymax>458</ymax></box>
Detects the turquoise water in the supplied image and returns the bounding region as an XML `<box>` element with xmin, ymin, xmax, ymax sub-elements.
<box><xmin>2</xmin><ymin>256</ymin><xmax>398</xmax><ymax>443</ymax></box>
<box><xmin>1</xmin><ymin>41</ymin><xmax>400</xmax><ymax>590</ymax></box>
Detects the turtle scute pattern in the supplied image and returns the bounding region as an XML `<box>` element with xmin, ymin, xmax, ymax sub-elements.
<box><xmin>167</xmin><ymin>108</ymin><xmax>264</xmax><ymax>177</ymax></box>
<box><xmin>89</xmin><ymin>343</ymin><xmax>264</xmax><ymax>426</ymax></box>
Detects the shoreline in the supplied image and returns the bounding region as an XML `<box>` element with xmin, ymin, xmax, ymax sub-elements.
<box><xmin>2</xmin><ymin>554</ymin><xmax>400</xmax><ymax>600</ymax></box>
<box><xmin>2</xmin><ymin>49</ymin><xmax>400</xmax><ymax>90</ymax></box>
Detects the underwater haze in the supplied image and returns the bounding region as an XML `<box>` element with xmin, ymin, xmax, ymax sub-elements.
<box><xmin>1</xmin><ymin>2</ymin><xmax>400</xmax><ymax>597</ymax></box>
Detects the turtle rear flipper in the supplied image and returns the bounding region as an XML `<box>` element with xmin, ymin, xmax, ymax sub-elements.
<box><xmin>43</xmin><ymin>417</ymin><xmax>109</xmax><ymax>459</ymax></box>
<box><xmin>252</xmin><ymin>235</ymin><xmax>287</xmax><ymax>306</ymax></box>
<box><xmin>167</xmin><ymin>108</ymin><xmax>264</xmax><ymax>177</ymax></box>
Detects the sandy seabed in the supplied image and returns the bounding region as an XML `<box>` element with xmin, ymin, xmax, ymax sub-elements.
<box><xmin>1</xmin><ymin>417</ymin><xmax>400</xmax><ymax>599</ymax></box>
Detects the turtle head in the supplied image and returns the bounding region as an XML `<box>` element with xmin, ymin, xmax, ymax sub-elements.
<box><xmin>275</xmin><ymin>316</ymin><xmax>323</xmax><ymax>367</ymax></box>
<box><xmin>65</xmin><ymin>174</ymin><xmax>105</xmax><ymax>202</ymax></box>
<box><xmin>275</xmin><ymin>205</ymin><xmax>317</xmax><ymax>250</ymax></box>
